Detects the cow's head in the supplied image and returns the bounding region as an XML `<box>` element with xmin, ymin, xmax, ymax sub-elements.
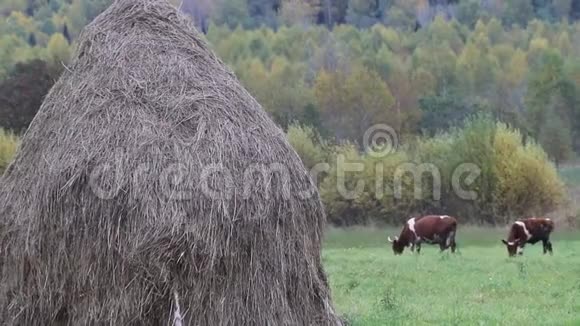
<box><xmin>501</xmin><ymin>239</ymin><xmax>522</xmax><ymax>256</ymax></box>
<box><xmin>388</xmin><ymin>236</ymin><xmax>405</xmax><ymax>255</ymax></box>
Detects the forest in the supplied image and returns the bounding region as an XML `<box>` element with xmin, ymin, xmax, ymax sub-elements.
<box><xmin>0</xmin><ymin>0</ymin><xmax>579</xmax><ymax>225</ymax></box>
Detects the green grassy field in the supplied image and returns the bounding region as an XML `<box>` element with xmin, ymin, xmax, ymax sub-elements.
<box><xmin>323</xmin><ymin>227</ymin><xmax>580</xmax><ymax>325</ymax></box>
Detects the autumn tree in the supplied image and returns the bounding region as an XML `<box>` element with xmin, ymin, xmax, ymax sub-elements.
<box><xmin>237</xmin><ymin>57</ymin><xmax>316</xmax><ymax>129</ymax></box>
<box><xmin>456</xmin><ymin>39</ymin><xmax>497</xmax><ymax>96</ymax></box>
<box><xmin>314</xmin><ymin>64</ymin><xmax>396</xmax><ymax>145</ymax></box>
<box><xmin>384</xmin><ymin>0</ymin><xmax>418</xmax><ymax>30</ymax></box>
<box><xmin>278</xmin><ymin>0</ymin><xmax>316</xmax><ymax>26</ymax></box>
<box><xmin>46</xmin><ymin>33</ymin><xmax>70</xmax><ymax>67</ymax></box>
<box><xmin>412</xmin><ymin>42</ymin><xmax>458</xmax><ymax>95</ymax></box>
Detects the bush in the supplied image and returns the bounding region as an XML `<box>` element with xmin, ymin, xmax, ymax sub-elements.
<box><xmin>299</xmin><ymin>115</ymin><xmax>566</xmax><ymax>226</ymax></box>
<box><xmin>318</xmin><ymin>142</ymin><xmax>412</xmax><ymax>226</ymax></box>
<box><xmin>493</xmin><ymin>123</ymin><xmax>565</xmax><ymax>220</ymax></box>
<box><xmin>0</xmin><ymin>128</ymin><xmax>19</xmax><ymax>174</ymax></box>
<box><xmin>446</xmin><ymin>115</ymin><xmax>498</xmax><ymax>224</ymax></box>
<box><xmin>286</xmin><ymin>123</ymin><xmax>326</xmax><ymax>171</ymax></box>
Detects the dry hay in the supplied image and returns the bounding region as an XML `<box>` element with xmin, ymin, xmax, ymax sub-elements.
<box><xmin>0</xmin><ymin>0</ymin><xmax>344</xmax><ymax>324</ymax></box>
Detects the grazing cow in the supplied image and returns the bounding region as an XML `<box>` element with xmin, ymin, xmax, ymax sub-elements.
<box><xmin>387</xmin><ymin>215</ymin><xmax>458</xmax><ymax>255</ymax></box>
<box><xmin>501</xmin><ymin>217</ymin><xmax>554</xmax><ymax>256</ymax></box>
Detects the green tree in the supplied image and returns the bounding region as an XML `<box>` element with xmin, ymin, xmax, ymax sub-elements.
<box><xmin>0</xmin><ymin>35</ymin><xmax>31</xmax><ymax>79</ymax></box>
<box><xmin>237</xmin><ymin>57</ymin><xmax>314</xmax><ymax>129</ymax></box>
<box><xmin>384</xmin><ymin>0</ymin><xmax>417</xmax><ymax>30</ymax></box>
<box><xmin>456</xmin><ymin>40</ymin><xmax>497</xmax><ymax>95</ymax></box>
<box><xmin>428</xmin><ymin>15</ymin><xmax>464</xmax><ymax>53</ymax></box>
<box><xmin>539</xmin><ymin>114</ymin><xmax>572</xmax><ymax>168</ymax></box>
<box><xmin>346</xmin><ymin>0</ymin><xmax>389</xmax><ymax>28</ymax></box>
<box><xmin>212</xmin><ymin>0</ymin><xmax>250</xmax><ymax>29</ymax></box>
<box><xmin>246</xmin><ymin>0</ymin><xmax>280</xmax><ymax>28</ymax></box>
<box><xmin>456</xmin><ymin>0</ymin><xmax>482</xmax><ymax>28</ymax></box>
<box><xmin>503</xmin><ymin>0</ymin><xmax>534</xmax><ymax>27</ymax></box>
<box><xmin>412</xmin><ymin>42</ymin><xmax>458</xmax><ymax>95</ymax></box>
<box><xmin>526</xmin><ymin>49</ymin><xmax>580</xmax><ymax>149</ymax></box>
<box><xmin>418</xmin><ymin>93</ymin><xmax>481</xmax><ymax>136</ymax></box>
<box><xmin>526</xmin><ymin>50</ymin><xmax>564</xmax><ymax>129</ymax></box>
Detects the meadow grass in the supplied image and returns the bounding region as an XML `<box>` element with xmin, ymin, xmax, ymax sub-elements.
<box><xmin>323</xmin><ymin>227</ymin><xmax>580</xmax><ymax>325</ymax></box>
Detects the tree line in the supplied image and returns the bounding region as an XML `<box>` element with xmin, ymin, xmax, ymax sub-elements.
<box><xmin>0</xmin><ymin>0</ymin><xmax>578</xmax><ymax>225</ymax></box>
<box><xmin>204</xmin><ymin>19</ymin><xmax>580</xmax><ymax>166</ymax></box>
<box><xmin>2</xmin><ymin>1</ymin><xmax>580</xmax><ymax>164</ymax></box>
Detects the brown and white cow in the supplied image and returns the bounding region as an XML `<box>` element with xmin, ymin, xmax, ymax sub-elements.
<box><xmin>501</xmin><ymin>217</ymin><xmax>554</xmax><ymax>256</ymax></box>
<box><xmin>388</xmin><ymin>215</ymin><xmax>458</xmax><ymax>255</ymax></box>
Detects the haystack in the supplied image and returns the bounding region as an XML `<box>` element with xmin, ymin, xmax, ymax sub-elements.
<box><xmin>0</xmin><ymin>0</ymin><xmax>344</xmax><ymax>324</ymax></box>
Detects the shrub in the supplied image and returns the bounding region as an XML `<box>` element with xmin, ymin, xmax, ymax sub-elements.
<box><xmin>412</xmin><ymin>132</ymin><xmax>457</xmax><ymax>212</ymax></box>
<box><xmin>0</xmin><ymin>128</ymin><xmax>19</xmax><ymax>174</ymax></box>
<box><xmin>447</xmin><ymin>114</ymin><xmax>498</xmax><ymax>224</ymax></box>
<box><xmin>286</xmin><ymin>123</ymin><xmax>326</xmax><ymax>170</ymax></box>
<box><xmin>291</xmin><ymin>116</ymin><xmax>566</xmax><ymax>226</ymax></box>
<box><xmin>319</xmin><ymin>142</ymin><xmax>412</xmax><ymax>226</ymax></box>
<box><xmin>493</xmin><ymin>123</ymin><xmax>565</xmax><ymax>220</ymax></box>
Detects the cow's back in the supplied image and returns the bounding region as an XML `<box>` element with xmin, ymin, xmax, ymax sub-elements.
<box><xmin>523</xmin><ymin>217</ymin><xmax>554</xmax><ymax>238</ymax></box>
<box><xmin>415</xmin><ymin>215</ymin><xmax>456</xmax><ymax>238</ymax></box>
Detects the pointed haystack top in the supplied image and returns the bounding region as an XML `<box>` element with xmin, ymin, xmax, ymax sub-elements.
<box><xmin>0</xmin><ymin>0</ymin><xmax>343</xmax><ymax>324</ymax></box>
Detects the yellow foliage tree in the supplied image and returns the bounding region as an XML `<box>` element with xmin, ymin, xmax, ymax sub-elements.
<box><xmin>493</xmin><ymin>123</ymin><xmax>565</xmax><ymax>220</ymax></box>
<box><xmin>46</xmin><ymin>33</ymin><xmax>70</xmax><ymax>67</ymax></box>
<box><xmin>314</xmin><ymin>64</ymin><xmax>396</xmax><ymax>145</ymax></box>
<box><xmin>0</xmin><ymin>129</ymin><xmax>19</xmax><ymax>174</ymax></box>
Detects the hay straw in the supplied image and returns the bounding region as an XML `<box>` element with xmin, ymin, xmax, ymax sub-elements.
<box><xmin>0</xmin><ymin>0</ymin><xmax>344</xmax><ymax>324</ymax></box>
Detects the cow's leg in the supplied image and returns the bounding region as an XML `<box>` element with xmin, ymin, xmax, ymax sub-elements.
<box><xmin>542</xmin><ymin>239</ymin><xmax>548</xmax><ymax>254</ymax></box>
<box><xmin>416</xmin><ymin>241</ymin><xmax>421</xmax><ymax>254</ymax></box>
<box><xmin>445</xmin><ymin>230</ymin><xmax>457</xmax><ymax>253</ymax></box>
<box><xmin>543</xmin><ymin>239</ymin><xmax>553</xmax><ymax>255</ymax></box>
